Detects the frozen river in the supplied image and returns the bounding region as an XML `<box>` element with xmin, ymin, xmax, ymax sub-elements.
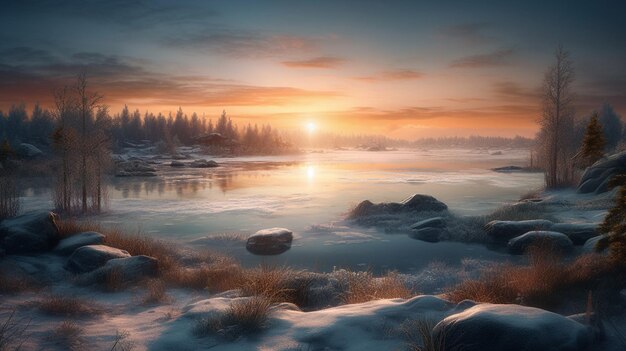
<box><xmin>21</xmin><ymin>148</ymin><xmax>543</xmax><ymax>273</ymax></box>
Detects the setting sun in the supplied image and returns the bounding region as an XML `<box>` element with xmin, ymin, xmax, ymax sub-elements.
<box><xmin>306</xmin><ymin>121</ymin><xmax>317</xmax><ymax>134</ymax></box>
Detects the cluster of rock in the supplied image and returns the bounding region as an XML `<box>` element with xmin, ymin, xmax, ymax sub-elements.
<box><xmin>349</xmin><ymin>194</ymin><xmax>448</xmax><ymax>219</ymax></box>
<box><xmin>485</xmin><ymin>219</ymin><xmax>600</xmax><ymax>254</ymax></box>
<box><xmin>170</xmin><ymin>159</ymin><xmax>219</xmax><ymax>168</ymax></box>
<box><xmin>0</xmin><ymin>212</ymin><xmax>158</xmax><ymax>285</ymax></box>
<box><xmin>115</xmin><ymin>159</ymin><xmax>158</xmax><ymax>177</ymax></box>
<box><xmin>246</xmin><ymin>227</ymin><xmax>293</xmax><ymax>255</ymax></box>
<box><xmin>578</xmin><ymin>150</ymin><xmax>626</xmax><ymax>194</ymax></box>
<box><xmin>409</xmin><ymin>216</ymin><xmax>446</xmax><ymax>242</ymax></box>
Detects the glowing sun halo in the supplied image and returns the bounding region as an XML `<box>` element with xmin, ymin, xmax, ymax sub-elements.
<box><xmin>306</xmin><ymin>121</ymin><xmax>317</xmax><ymax>134</ymax></box>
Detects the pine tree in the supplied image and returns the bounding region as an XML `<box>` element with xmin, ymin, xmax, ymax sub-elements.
<box><xmin>597</xmin><ymin>174</ymin><xmax>626</xmax><ymax>263</ymax></box>
<box><xmin>577</xmin><ymin>113</ymin><xmax>605</xmax><ymax>168</ymax></box>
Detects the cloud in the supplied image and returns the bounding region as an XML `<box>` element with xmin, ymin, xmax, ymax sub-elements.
<box><xmin>449</xmin><ymin>49</ymin><xmax>515</xmax><ymax>68</ymax></box>
<box><xmin>492</xmin><ymin>81</ymin><xmax>540</xmax><ymax>101</ymax></box>
<box><xmin>354</xmin><ymin>69</ymin><xmax>423</xmax><ymax>82</ymax></box>
<box><xmin>162</xmin><ymin>31</ymin><xmax>318</xmax><ymax>59</ymax></box>
<box><xmin>0</xmin><ymin>47</ymin><xmax>340</xmax><ymax>108</ymax></box>
<box><xmin>439</xmin><ymin>22</ymin><xmax>494</xmax><ymax>44</ymax></box>
<box><xmin>281</xmin><ymin>56</ymin><xmax>346</xmax><ymax>69</ymax></box>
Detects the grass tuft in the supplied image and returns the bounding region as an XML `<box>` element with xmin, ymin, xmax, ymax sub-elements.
<box><xmin>194</xmin><ymin>296</ymin><xmax>272</xmax><ymax>340</ymax></box>
<box><xmin>339</xmin><ymin>270</ymin><xmax>412</xmax><ymax>304</ymax></box>
<box><xmin>49</xmin><ymin>321</ymin><xmax>83</xmax><ymax>351</ymax></box>
<box><xmin>36</xmin><ymin>295</ymin><xmax>102</xmax><ymax>317</ymax></box>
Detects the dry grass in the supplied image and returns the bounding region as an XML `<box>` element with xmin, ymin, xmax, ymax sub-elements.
<box><xmin>341</xmin><ymin>271</ymin><xmax>412</xmax><ymax>304</ymax></box>
<box><xmin>483</xmin><ymin>201</ymin><xmax>556</xmax><ymax>223</ymax></box>
<box><xmin>0</xmin><ymin>269</ymin><xmax>39</xmax><ymax>294</ymax></box>
<box><xmin>49</xmin><ymin>321</ymin><xmax>83</xmax><ymax>351</ymax></box>
<box><xmin>240</xmin><ymin>266</ymin><xmax>312</xmax><ymax>305</ymax></box>
<box><xmin>400</xmin><ymin>318</ymin><xmax>444</xmax><ymax>351</ymax></box>
<box><xmin>36</xmin><ymin>295</ymin><xmax>102</xmax><ymax>317</ymax></box>
<box><xmin>447</xmin><ymin>244</ymin><xmax>614</xmax><ymax>308</ymax></box>
<box><xmin>193</xmin><ymin>296</ymin><xmax>272</xmax><ymax>340</ymax></box>
<box><xmin>141</xmin><ymin>279</ymin><xmax>170</xmax><ymax>305</ymax></box>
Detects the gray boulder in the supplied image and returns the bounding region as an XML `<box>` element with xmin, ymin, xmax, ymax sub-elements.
<box><xmin>485</xmin><ymin>219</ymin><xmax>553</xmax><ymax>242</ymax></box>
<box><xmin>64</xmin><ymin>245</ymin><xmax>130</xmax><ymax>273</ymax></box>
<box><xmin>507</xmin><ymin>231</ymin><xmax>574</xmax><ymax>255</ymax></box>
<box><xmin>190</xmin><ymin>159</ymin><xmax>219</xmax><ymax>168</ymax></box>
<box><xmin>84</xmin><ymin>255</ymin><xmax>158</xmax><ymax>284</ymax></box>
<box><xmin>54</xmin><ymin>231</ymin><xmax>105</xmax><ymax>255</ymax></box>
<box><xmin>170</xmin><ymin>160</ymin><xmax>185</xmax><ymax>167</ymax></box>
<box><xmin>0</xmin><ymin>212</ymin><xmax>59</xmax><ymax>254</ymax></box>
<box><xmin>433</xmin><ymin>303</ymin><xmax>591</xmax><ymax>351</ymax></box>
<box><xmin>16</xmin><ymin>143</ymin><xmax>43</xmax><ymax>158</ymax></box>
<box><xmin>550</xmin><ymin>223</ymin><xmax>598</xmax><ymax>245</ymax></box>
<box><xmin>578</xmin><ymin>151</ymin><xmax>626</xmax><ymax>194</ymax></box>
<box><xmin>246</xmin><ymin>228</ymin><xmax>293</xmax><ymax>255</ymax></box>
<box><xmin>583</xmin><ymin>234</ymin><xmax>608</xmax><ymax>254</ymax></box>
<box><xmin>115</xmin><ymin>160</ymin><xmax>157</xmax><ymax>177</ymax></box>
<box><xmin>410</xmin><ymin>217</ymin><xmax>445</xmax><ymax>230</ymax></box>
<box><xmin>408</xmin><ymin>227</ymin><xmax>441</xmax><ymax>242</ymax></box>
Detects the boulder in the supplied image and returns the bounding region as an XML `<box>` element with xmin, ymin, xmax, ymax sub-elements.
<box><xmin>0</xmin><ymin>212</ymin><xmax>59</xmax><ymax>254</ymax></box>
<box><xmin>583</xmin><ymin>234</ymin><xmax>608</xmax><ymax>254</ymax></box>
<box><xmin>433</xmin><ymin>303</ymin><xmax>591</xmax><ymax>351</ymax></box>
<box><xmin>246</xmin><ymin>228</ymin><xmax>293</xmax><ymax>255</ymax></box>
<box><xmin>84</xmin><ymin>255</ymin><xmax>158</xmax><ymax>284</ymax></box>
<box><xmin>53</xmin><ymin>231</ymin><xmax>105</xmax><ymax>255</ymax></box>
<box><xmin>410</xmin><ymin>217</ymin><xmax>445</xmax><ymax>230</ymax></box>
<box><xmin>170</xmin><ymin>160</ymin><xmax>185</xmax><ymax>167</ymax></box>
<box><xmin>64</xmin><ymin>245</ymin><xmax>130</xmax><ymax>273</ymax></box>
<box><xmin>408</xmin><ymin>227</ymin><xmax>441</xmax><ymax>242</ymax></box>
<box><xmin>485</xmin><ymin>219</ymin><xmax>554</xmax><ymax>242</ymax></box>
<box><xmin>115</xmin><ymin>160</ymin><xmax>157</xmax><ymax>177</ymax></box>
<box><xmin>507</xmin><ymin>231</ymin><xmax>574</xmax><ymax>255</ymax></box>
<box><xmin>577</xmin><ymin>151</ymin><xmax>626</xmax><ymax>194</ymax></box>
<box><xmin>549</xmin><ymin>223</ymin><xmax>598</xmax><ymax>245</ymax></box>
<box><xmin>349</xmin><ymin>194</ymin><xmax>447</xmax><ymax>218</ymax></box>
<box><xmin>189</xmin><ymin>159</ymin><xmax>219</xmax><ymax>168</ymax></box>
<box><xmin>16</xmin><ymin>143</ymin><xmax>43</xmax><ymax>158</ymax></box>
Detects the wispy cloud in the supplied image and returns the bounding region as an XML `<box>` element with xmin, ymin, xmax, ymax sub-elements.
<box><xmin>282</xmin><ymin>56</ymin><xmax>346</xmax><ymax>69</ymax></box>
<box><xmin>439</xmin><ymin>22</ymin><xmax>494</xmax><ymax>44</ymax></box>
<box><xmin>0</xmin><ymin>47</ymin><xmax>341</xmax><ymax>108</ymax></box>
<box><xmin>354</xmin><ymin>69</ymin><xmax>423</xmax><ymax>82</ymax></box>
<box><xmin>449</xmin><ymin>49</ymin><xmax>515</xmax><ymax>68</ymax></box>
<box><xmin>163</xmin><ymin>31</ymin><xmax>318</xmax><ymax>59</ymax></box>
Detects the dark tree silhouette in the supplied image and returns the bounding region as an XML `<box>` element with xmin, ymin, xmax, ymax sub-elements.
<box><xmin>597</xmin><ymin>174</ymin><xmax>626</xmax><ymax>262</ymax></box>
<box><xmin>575</xmin><ymin>113</ymin><xmax>605</xmax><ymax>169</ymax></box>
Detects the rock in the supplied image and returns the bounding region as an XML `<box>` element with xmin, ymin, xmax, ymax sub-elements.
<box><xmin>549</xmin><ymin>223</ymin><xmax>598</xmax><ymax>245</ymax></box>
<box><xmin>485</xmin><ymin>219</ymin><xmax>554</xmax><ymax>242</ymax></box>
<box><xmin>433</xmin><ymin>303</ymin><xmax>591</xmax><ymax>351</ymax></box>
<box><xmin>115</xmin><ymin>160</ymin><xmax>157</xmax><ymax>177</ymax></box>
<box><xmin>349</xmin><ymin>194</ymin><xmax>447</xmax><ymax>218</ymax></box>
<box><xmin>246</xmin><ymin>228</ymin><xmax>293</xmax><ymax>255</ymax></box>
<box><xmin>490</xmin><ymin>150</ymin><xmax>503</xmax><ymax>155</ymax></box>
<box><xmin>0</xmin><ymin>212</ymin><xmax>59</xmax><ymax>254</ymax></box>
<box><xmin>64</xmin><ymin>245</ymin><xmax>130</xmax><ymax>273</ymax></box>
<box><xmin>507</xmin><ymin>231</ymin><xmax>574</xmax><ymax>255</ymax></box>
<box><xmin>170</xmin><ymin>160</ymin><xmax>185</xmax><ymax>167</ymax></box>
<box><xmin>54</xmin><ymin>231</ymin><xmax>105</xmax><ymax>255</ymax></box>
<box><xmin>408</xmin><ymin>227</ymin><xmax>441</xmax><ymax>242</ymax></box>
<box><xmin>410</xmin><ymin>217</ymin><xmax>445</xmax><ymax>230</ymax></box>
<box><xmin>578</xmin><ymin>151</ymin><xmax>626</xmax><ymax>194</ymax></box>
<box><xmin>16</xmin><ymin>143</ymin><xmax>44</xmax><ymax>158</ymax></box>
<box><xmin>491</xmin><ymin>165</ymin><xmax>522</xmax><ymax>172</ymax></box>
<box><xmin>189</xmin><ymin>159</ymin><xmax>219</xmax><ymax>168</ymax></box>
<box><xmin>583</xmin><ymin>234</ymin><xmax>608</xmax><ymax>254</ymax></box>
<box><xmin>84</xmin><ymin>255</ymin><xmax>158</xmax><ymax>284</ymax></box>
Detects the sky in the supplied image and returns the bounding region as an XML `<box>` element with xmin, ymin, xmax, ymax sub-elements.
<box><xmin>1</xmin><ymin>0</ymin><xmax>626</xmax><ymax>139</ymax></box>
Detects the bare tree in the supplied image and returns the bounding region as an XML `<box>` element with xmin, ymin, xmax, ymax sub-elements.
<box><xmin>539</xmin><ymin>46</ymin><xmax>576</xmax><ymax>188</ymax></box>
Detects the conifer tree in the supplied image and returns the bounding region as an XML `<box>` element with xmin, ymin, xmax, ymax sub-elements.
<box><xmin>597</xmin><ymin>174</ymin><xmax>626</xmax><ymax>263</ymax></box>
<box><xmin>577</xmin><ymin>113</ymin><xmax>605</xmax><ymax>168</ymax></box>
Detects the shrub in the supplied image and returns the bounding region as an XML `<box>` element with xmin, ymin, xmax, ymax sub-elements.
<box><xmin>194</xmin><ymin>296</ymin><xmax>272</xmax><ymax>340</ymax></box>
<box><xmin>49</xmin><ymin>321</ymin><xmax>83</xmax><ymax>351</ymax></box>
<box><xmin>0</xmin><ymin>309</ymin><xmax>30</xmax><ymax>351</ymax></box>
<box><xmin>37</xmin><ymin>295</ymin><xmax>102</xmax><ymax>317</ymax></box>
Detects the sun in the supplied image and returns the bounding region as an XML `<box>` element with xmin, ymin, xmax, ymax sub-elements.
<box><xmin>306</xmin><ymin>121</ymin><xmax>317</xmax><ymax>135</ymax></box>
